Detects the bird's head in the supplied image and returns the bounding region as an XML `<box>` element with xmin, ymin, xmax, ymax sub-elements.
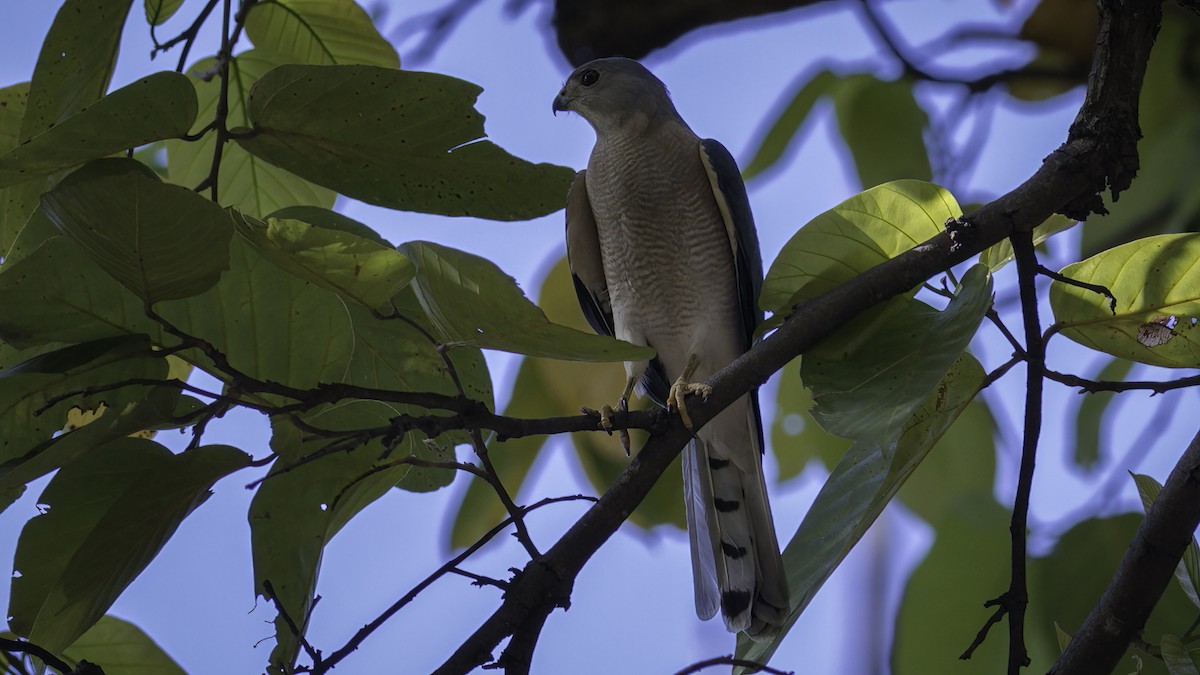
<box><xmin>552</xmin><ymin>57</ymin><xmax>678</xmax><ymax>133</ymax></box>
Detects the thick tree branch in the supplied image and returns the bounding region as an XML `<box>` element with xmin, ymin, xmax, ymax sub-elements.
<box><xmin>1049</xmin><ymin>427</ymin><xmax>1200</xmax><ymax>675</ymax></box>
<box><xmin>435</xmin><ymin>0</ymin><xmax>1163</xmax><ymax>671</ymax></box>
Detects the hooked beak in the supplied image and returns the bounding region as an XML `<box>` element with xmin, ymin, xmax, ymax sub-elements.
<box><xmin>552</xmin><ymin>89</ymin><xmax>572</xmax><ymax>116</ymax></box>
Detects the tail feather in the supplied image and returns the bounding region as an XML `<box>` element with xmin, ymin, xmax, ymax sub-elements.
<box><xmin>684</xmin><ymin>393</ymin><xmax>789</xmax><ymax>639</ymax></box>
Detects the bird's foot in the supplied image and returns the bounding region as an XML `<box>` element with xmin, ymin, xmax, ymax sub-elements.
<box><xmin>667</xmin><ymin>356</ymin><xmax>712</xmax><ymax>431</ymax></box>
<box><xmin>582</xmin><ymin>398</ymin><xmax>631</xmax><ymax>454</ymax></box>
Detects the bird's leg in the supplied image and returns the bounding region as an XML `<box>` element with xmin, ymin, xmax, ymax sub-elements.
<box><xmin>581</xmin><ymin>374</ymin><xmax>638</xmax><ymax>453</ymax></box>
<box><xmin>667</xmin><ymin>353</ymin><xmax>713</xmax><ymax>430</ymax></box>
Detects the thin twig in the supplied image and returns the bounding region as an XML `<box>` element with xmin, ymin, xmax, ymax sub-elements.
<box><xmin>670</xmin><ymin>655</ymin><xmax>794</xmax><ymax>675</ymax></box>
<box><xmin>1037</xmin><ymin>265</ymin><xmax>1117</xmax><ymax>314</ymax></box>
<box><xmin>0</xmin><ymin>638</ymin><xmax>72</xmax><ymax>675</ymax></box>
<box><xmin>1044</xmin><ymin>368</ymin><xmax>1200</xmax><ymax>395</ymax></box>
<box><xmin>312</xmin><ymin>495</ymin><xmax>595</xmax><ymax>674</ymax></box>
<box><xmin>262</xmin><ymin>579</ymin><xmax>323</xmax><ymax>668</ymax></box>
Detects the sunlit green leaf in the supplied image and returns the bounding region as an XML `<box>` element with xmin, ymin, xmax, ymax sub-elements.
<box><xmin>0</xmin><ymin>73</ymin><xmax>198</xmax><ymax>188</ymax></box>
<box><xmin>1055</xmin><ymin>623</ymin><xmax>1073</xmax><ymax>654</ymax></box>
<box><xmin>736</xmin><ymin>352</ymin><xmax>984</xmax><ymax>670</ymax></box>
<box><xmin>761</xmin><ymin>180</ymin><xmax>959</xmax><ymax>321</ymax></box>
<box><xmin>802</xmin><ymin>265</ymin><xmax>991</xmax><ymax>442</ymax></box>
<box><xmin>41</xmin><ymin>158</ymin><xmax>233</xmax><ymax>303</ymax></box>
<box><xmin>832</xmin><ymin>75</ymin><xmax>931</xmax><ymax>188</ymax></box>
<box><xmin>1049</xmin><ymin>234</ymin><xmax>1200</xmax><ymax>368</ymax></box>
<box><xmin>245</xmin><ymin>0</ymin><xmax>400</xmax><ymax>68</ymax></box>
<box><xmin>9</xmin><ymin>439</ymin><xmax>249</xmax><ymax>652</ymax></box>
<box><xmin>400</xmin><ymin>241</ymin><xmax>655</xmax><ymax>361</ymax></box>
<box><xmin>237</xmin><ymin>64</ymin><xmax>575</xmax><ymax>221</ymax></box>
<box><xmin>236</xmin><ymin>213</ymin><xmax>413</xmax><ymax>310</ymax></box>
<box><xmin>63</xmin><ymin>615</ymin><xmax>186</xmax><ymax>674</ymax></box>
<box><xmin>20</xmin><ymin>0</ymin><xmax>132</xmax><ymax>141</ymax></box>
<box><xmin>144</xmin><ymin>0</ymin><xmax>185</xmax><ymax>26</ymax></box>
<box><xmin>744</xmin><ymin>70</ymin><xmax>839</xmax><ymax>181</ymax></box>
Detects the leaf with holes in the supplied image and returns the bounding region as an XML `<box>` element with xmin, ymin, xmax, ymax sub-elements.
<box><xmin>8</xmin><ymin>439</ymin><xmax>249</xmax><ymax>653</ymax></box>
<box><xmin>236</xmin><ymin>64</ymin><xmax>575</xmax><ymax>221</ymax></box>
<box><xmin>1049</xmin><ymin>233</ymin><xmax>1200</xmax><ymax>368</ymax></box>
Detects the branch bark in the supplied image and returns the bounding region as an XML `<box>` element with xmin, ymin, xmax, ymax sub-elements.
<box><xmin>436</xmin><ymin>0</ymin><xmax>1164</xmax><ymax>672</ymax></box>
<box><xmin>1049</xmin><ymin>427</ymin><xmax>1200</xmax><ymax>675</ymax></box>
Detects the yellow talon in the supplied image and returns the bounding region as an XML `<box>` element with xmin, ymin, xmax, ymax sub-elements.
<box><xmin>667</xmin><ymin>354</ymin><xmax>712</xmax><ymax>431</ymax></box>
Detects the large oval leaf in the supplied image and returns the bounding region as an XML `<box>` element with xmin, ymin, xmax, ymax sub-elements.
<box><xmin>236</xmin><ymin>64</ymin><xmax>575</xmax><ymax>221</ymax></box>
<box><xmin>1049</xmin><ymin>233</ymin><xmax>1200</xmax><ymax>368</ymax></box>
<box><xmin>41</xmin><ymin>158</ymin><xmax>234</xmax><ymax>303</ymax></box>
<box><xmin>0</xmin><ymin>72</ymin><xmax>198</xmax><ymax>189</ymax></box>
<box><xmin>832</xmin><ymin>75</ymin><xmax>932</xmax><ymax>189</ymax></box>
<box><xmin>8</xmin><ymin>439</ymin><xmax>249</xmax><ymax>653</ymax></box>
<box><xmin>244</xmin><ymin>0</ymin><xmax>400</xmax><ymax>68</ymax></box>
<box><xmin>761</xmin><ymin>180</ymin><xmax>959</xmax><ymax>320</ymax></box>
<box><xmin>400</xmin><ymin>241</ymin><xmax>655</xmax><ymax>361</ymax></box>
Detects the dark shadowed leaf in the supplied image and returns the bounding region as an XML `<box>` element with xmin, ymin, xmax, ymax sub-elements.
<box><xmin>769</xmin><ymin>357</ymin><xmax>850</xmax><ymax>481</ymax></box>
<box><xmin>0</xmin><ymin>73</ymin><xmax>198</xmax><ymax>188</ymax></box>
<box><xmin>20</xmin><ymin>0</ymin><xmax>132</xmax><ymax>141</ymax></box>
<box><xmin>8</xmin><ymin>439</ymin><xmax>249</xmax><ymax>653</ymax></box>
<box><xmin>63</xmin><ymin>615</ymin><xmax>186</xmax><ymax>674</ymax></box>
<box><xmin>400</xmin><ymin>241</ymin><xmax>655</xmax><ymax>361</ymax></box>
<box><xmin>236</xmin><ymin>64</ymin><xmax>575</xmax><ymax>220</ymax></box>
<box><xmin>41</xmin><ymin>158</ymin><xmax>233</xmax><ymax>303</ymax></box>
<box><xmin>1073</xmin><ymin>356</ymin><xmax>1135</xmax><ymax>469</ymax></box>
<box><xmin>166</xmin><ymin>50</ymin><xmax>336</xmax><ymax>216</ymax></box>
<box><xmin>1049</xmin><ymin>234</ymin><xmax>1200</xmax><ymax>368</ymax></box>
<box><xmin>245</xmin><ymin>0</ymin><xmax>400</xmax><ymax>68</ymax></box>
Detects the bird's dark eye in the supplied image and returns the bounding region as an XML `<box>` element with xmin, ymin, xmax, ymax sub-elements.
<box><xmin>580</xmin><ymin>69</ymin><xmax>600</xmax><ymax>87</ymax></box>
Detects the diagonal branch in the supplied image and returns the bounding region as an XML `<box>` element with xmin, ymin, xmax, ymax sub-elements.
<box><xmin>433</xmin><ymin>0</ymin><xmax>1164</xmax><ymax>671</ymax></box>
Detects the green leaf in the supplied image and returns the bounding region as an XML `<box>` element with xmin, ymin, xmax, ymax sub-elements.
<box><xmin>736</xmin><ymin>352</ymin><xmax>985</xmax><ymax>671</ymax></box>
<box><xmin>0</xmin><ymin>83</ymin><xmax>45</xmax><ymax>257</ymax></box>
<box><xmin>802</xmin><ymin>265</ymin><xmax>992</xmax><ymax>442</ymax></box>
<box><xmin>1055</xmin><ymin>623</ymin><xmax>1073</xmax><ymax>654</ymax></box>
<box><xmin>0</xmin><ymin>72</ymin><xmax>198</xmax><ymax>189</ymax></box>
<box><xmin>769</xmin><ymin>357</ymin><xmax>851</xmax><ymax>481</ymax></box>
<box><xmin>41</xmin><ymin>158</ymin><xmax>234</xmax><ymax>303</ymax></box>
<box><xmin>979</xmin><ymin>214</ymin><xmax>1078</xmax><ymax>271</ymax></box>
<box><xmin>145</xmin><ymin>0</ymin><xmax>185</xmax><ymax>25</ymax></box>
<box><xmin>832</xmin><ymin>75</ymin><xmax>931</xmax><ymax>188</ymax></box>
<box><xmin>892</xmin><ymin>496</ymin><xmax>1019</xmax><ymax>674</ymax></box>
<box><xmin>8</xmin><ymin>439</ymin><xmax>249</xmax><ymax>652</ymax></box>
<box><xmin>1133</xmin><ymin>472</ymin><xmax>1200</xmax><ymax>608</ymax></box>
<box><xmin>1163</xmin><ymin>635</ymin><xmax>1200</xmax><ymax>675</ymax></box>
<box><xmin>744</xmin><ymin>70</ymin><xmax>839</xmax><ymax>181</ymax></box>
<box><xmin>0</xmin><ymin>236</ymin><xmax>356</xmax><ymax>391</ymax></box>
<box><xmin>235</xmin><ymin>213</ymin><xmax>413</xmax><ymax>310</ymax></box>
<box><xmin>245</xmin><ymin>0</ymin><xmax>400</xmax><ymax>68</ymax></box>
<box><xmin>1073</xmin><ymin>356</ymin><xmax>1135</xmax><ymax>469</ymax></box>
<box><xmin>63</xmin><ymin>615</ymin><xmax>186</xmax><ymax>674</ymax></box>
<box><xmin>761</xmin><ymin>180</ymin><xmax>959</xmax><ymax>320</ymax></box>
<box><xmin>251</xmin><ymin>402</ymin><xmax>457</xmax><ymax>672</ymax></box>
<box><xmin>20</xmin><ymin>0</ymin><xmax>133</xmax><ymax>141</ymax></box>
<box><xmin>896</xmin><ymin>397</ymin><xmax>996</xmax><ymax>522</ymax></box>
<box><xmin>400</xmin><ymin>241</ymin><xmax>655</xmax><ymax>361</ymax></box>
<box><xmin>0</xmin><ymin>83</ymin><xmax>28</xmax><ymax>153</ymax></box>
<box><xmin>267</xmin><ymin>205</ymin><xmax>392</xmax><ymax>246</ymax></box>
<box><xmin>0</xmin><ymin>336</ymin><xmax>167</xmax><ymax>469</ymax></box>
<box><xmin>165</xmin><ymin>50</ymin><xmax>336</xmax><ymax>216</ymax></box>
<box><xmin>236</xmin><ymin>64</ymin><xmax>575</xmax><ymax>221</ymax></box>
<box><xmin>1049</xmin><ymin>233</ymin><xmax>1200</xmax><ymax>368</ymax></box>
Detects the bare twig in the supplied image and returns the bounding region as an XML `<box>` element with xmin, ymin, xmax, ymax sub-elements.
<box><xmin>1043</xmin><ymin>369</ymin><xmax>1200</xmax><ymax>395</ymax></box>
<box><xmin>262</xmin><ymin>580</ymin><xmax>323</xmax><ymax>668</ymax></box>
<box><xmin>671</xmin><ymin>655</ymin><xmax>794</xmax><ymax>675</ymax></box>
<box><xmin>0</xmin><ymin>638</ymin><xmax>73</xmax><ymax>675</ymax></box>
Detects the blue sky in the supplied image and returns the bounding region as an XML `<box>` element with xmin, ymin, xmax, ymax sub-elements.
<box><xmin>2</xmin><ymin>2</ymin><xmax>1194</xmax><ymax>674</ymax></box>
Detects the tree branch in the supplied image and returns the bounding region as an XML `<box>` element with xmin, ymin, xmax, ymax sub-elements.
<box><xmin>434</xmin><ymin>0</ymin><xmax>1163</xmax><ymax>670</ymax></box>
<box><xmin>1049</xmin><ymin>426</ymin><xmax>1200</xmax><ymax>675</ymax></box>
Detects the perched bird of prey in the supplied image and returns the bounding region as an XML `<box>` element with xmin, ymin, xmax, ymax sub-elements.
<box><xmin>552</xmin><ymin>57</ymin><xmax>789</xmax><ymax>639</ymax></box>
